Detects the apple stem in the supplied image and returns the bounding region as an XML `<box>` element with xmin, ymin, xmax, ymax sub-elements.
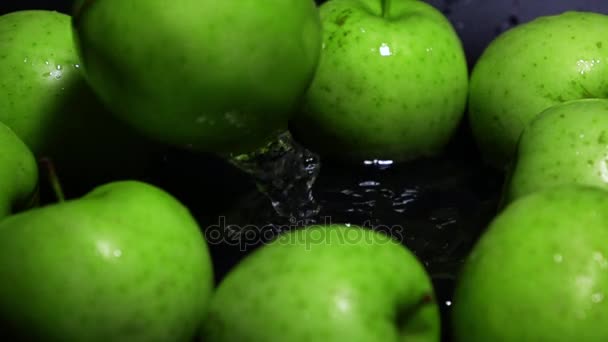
<box><xmin>39</xmin><ymin>157</ymin><xmax>65</xmax><ymax>203</ymax></box>
<box><xmin>382</xmin><ymin>0</ymin><xmax>391</xmax><ymax>18</ymax></box>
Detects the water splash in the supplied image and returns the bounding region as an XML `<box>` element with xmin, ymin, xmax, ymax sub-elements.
<box><xmin>222</xmin><ymin>156</ymin><xmax>502</xmax><ymax>278</ymax></box>
<box><xmin>228</xmin><ymin>131</ymin><xmax>321</xmax><ymax>222</ymax></box>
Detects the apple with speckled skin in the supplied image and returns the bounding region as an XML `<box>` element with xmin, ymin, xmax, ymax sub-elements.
<box><xmin>503</xmin><ymin>99</ymin><xmax>608</xmax><ymax>204</ymax></box>
<box><xmin>0</xmin><ymin>181</ymin><xmax>213</xmax><ymax>342</ymax></box>
<box><xmin>201</xmin><ymin>224</ymin><xmax>440</xmax><ymax>342</ymax></box>
<box><xmin>0</xmin><ymin>122</ymin><xmax>38</xmax><ymax>220</ymax></box>
<box><xmin>469</xmin><ymin>11</ymin><xmax>608</xmax><ymax>170</ymax></box>
<box><xmin>292</xmin><ymin>0</ymin><xmax>468</xmax><ymax>162</ymax></box>
<box><xmin>0</xmin><ymin>10</ymin><xmax>155</xmax><ymax>190</ymax></box>
<box><xmin>72</xmin><ymin>0</ymin><xmax>321</xmax><ymax>155</ymax></box>
<box><xmin>453</xmin><ymin>185</ymin><xmax>608</xmax><ymax>341</ymax></box>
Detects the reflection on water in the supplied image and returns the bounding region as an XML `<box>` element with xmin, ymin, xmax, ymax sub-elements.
<box><xmin>215</xmin><ymin>154</ymin><xmax>502</xmax><ymax>278</ymax></box>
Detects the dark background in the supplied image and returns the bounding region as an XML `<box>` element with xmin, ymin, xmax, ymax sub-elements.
<box><xmin>3</xmin><ymin>1</ymin><xmax>608</xmax><ymax>341</ymax></box>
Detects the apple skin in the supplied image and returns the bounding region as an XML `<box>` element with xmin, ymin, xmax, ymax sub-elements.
<box><xmin>468</xmin><ymin>11</ymin><xmax>608</xmax><ymax>169</ymax></box>
<box><xmin>72</xmin><ymin>0</ymin><xmax>322</xmax><ymax>155</ymax></box>
<box><xmin>0</xmin><ymin>10</ymin><xmax>156</xmax><ymax>190</ymax></box>
<box><xmin>452</xmin><ymin>185</ymin><xmax>608</xmax><ymax>342</ymax></box>
<box><xmin>0</xmin><ymin>122</ymin><xmax>38</xmax><ymax>220</ymax></box>
<box><xmin>291</xmin><ymin>0</ymin><xmax>468</xmax><ymax>162</ymax></box>
<box><xmin>201</xmin><ymin>224</ymin><xmax>440</xmax><ymax>342</ymax></box>
<box><xmin>503</xmin><ymin>99</ymin><xmax>608</xmax><ymax>204</ymax></box>
<box><xmin>0</xmin><ymin>180</ymin><xmax>214</xmax><ymax>342</ymax></box>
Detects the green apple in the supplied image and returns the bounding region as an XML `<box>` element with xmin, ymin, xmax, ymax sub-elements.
<box><xmin>0</xmin><ymin>10</ymin><xmax>156</xmax><ymax>190</ymax></box>
<box><xmin>291</xmin><ymin>0</ymin><xmax>468</xmax><ymax>161</ymax></box>
<box><xmin>0</xmin><ymin>180</ymin><xmax>214</xmax><ymax>341</ymax></box>
<box><xmin>72</xmin><ymin>0</ymin><xmax>321</xmax><ymax>155</ymax></box>
<box><xmin>503</xmin><ymin>98</ymin><xmax>608</xmax><ymax>204</ymax></box>
<box><xmin>201</xmin><ymin>224</ymin><xmax>440</xmax><ymax>342</ymax></box>
<box><xmin>452</xmin><ymin>185</ymin><xmax>608</xmax><ymax>342</ymax></box>
<box><xmin>0</xmin><ymin>122</ymin><xmax>38</xmax><ymax>220</ymax></box>
<box><xmin>469</xmin><ymin>11</ymin><xmax>608</xmax><ymax>169</ymax></box>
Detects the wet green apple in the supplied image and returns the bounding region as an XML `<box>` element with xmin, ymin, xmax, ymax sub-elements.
<box><xmin>0</xmin><ymin>122</ymin><xmax>38</xmax><ymax>220</ymax></box>
<box><xmin>0</xmin><ymin>10</ymin><xmax>155</xmax><ymax>191</ymax></box>
<box><xmin>0</xmin><ymin>180</ymin><xmax>214</xmax><ymax>342</ymax></box>
<box><xmin>292</xmin><ymin>0</ymin><xmax>468</xmax><ymax>161</ymax></box>
<box><xmin>503</xmin><ymin>99</ymin><xmax>608</xmax><ymax>204</ymax></box>
<box><xmin>469</xmin><ymin>11</ymin><xmax>608</xmax><ymax>169</ymax></box>
<box><xmin>201</xmin><ymin>224</ymin><xmax>440</xmax><ymax>342</ymax></box>
<box><xmin>72</xmin><ymin>0</ymin><xmax>322</xmax><ymax>155</ymax></box>
<box><xmin>453</xmin><ymin>185</ymin><xmax>608</xmax><ymax>341</ymax></box>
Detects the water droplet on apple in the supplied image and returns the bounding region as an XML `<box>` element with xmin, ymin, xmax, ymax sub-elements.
<box><xmin>333</xmin><ymin>291</ymin><xmax>352</xmax><ymax>314</ymax></box>
<box><xmin>576</xmin><ymin>59</ymin><xmax>599</xmax><ymax>75</ymax></box>
<box><xmin>553</xmin><ymin>254</ymin><xmax>563</xmax><ymax>263</ymax></box>
<box><xmin>23</xmin><ymin>57</ymin><xmax>28</xmax><ymax>63</ymax></box>
<box><xmin>600</xmin><ymin>159</ymin><xmax>608</xmax><ymax>182</ymax></box>
<box><xmin>96</xmin><ymin>240</ymin><xmax>122</xmax><ymax>260</ymax></box>
<box><xmin>593</xmin><ymin>251</ymin><xmax>608</xmax><ymax>268</ymax></box>
<box><xmin>592</xmin><ymin>292</ymin><xmax>604</xmax><ymax>303</ymax></box>
<box><xmin>50</xmin><ymin>69</ymin><xmax>63</xmax><ymax>79</ymax></box>
<box><xmin>379</xmin><ymin>43</ymin><xmax>392</xmax><ymax>57</ymax></box>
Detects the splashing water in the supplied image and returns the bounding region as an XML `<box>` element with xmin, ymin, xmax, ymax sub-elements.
<box><xmin>228</xmin><ymin>131</ymin><xmax>321</xmax><ymax>223</ymax></box>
